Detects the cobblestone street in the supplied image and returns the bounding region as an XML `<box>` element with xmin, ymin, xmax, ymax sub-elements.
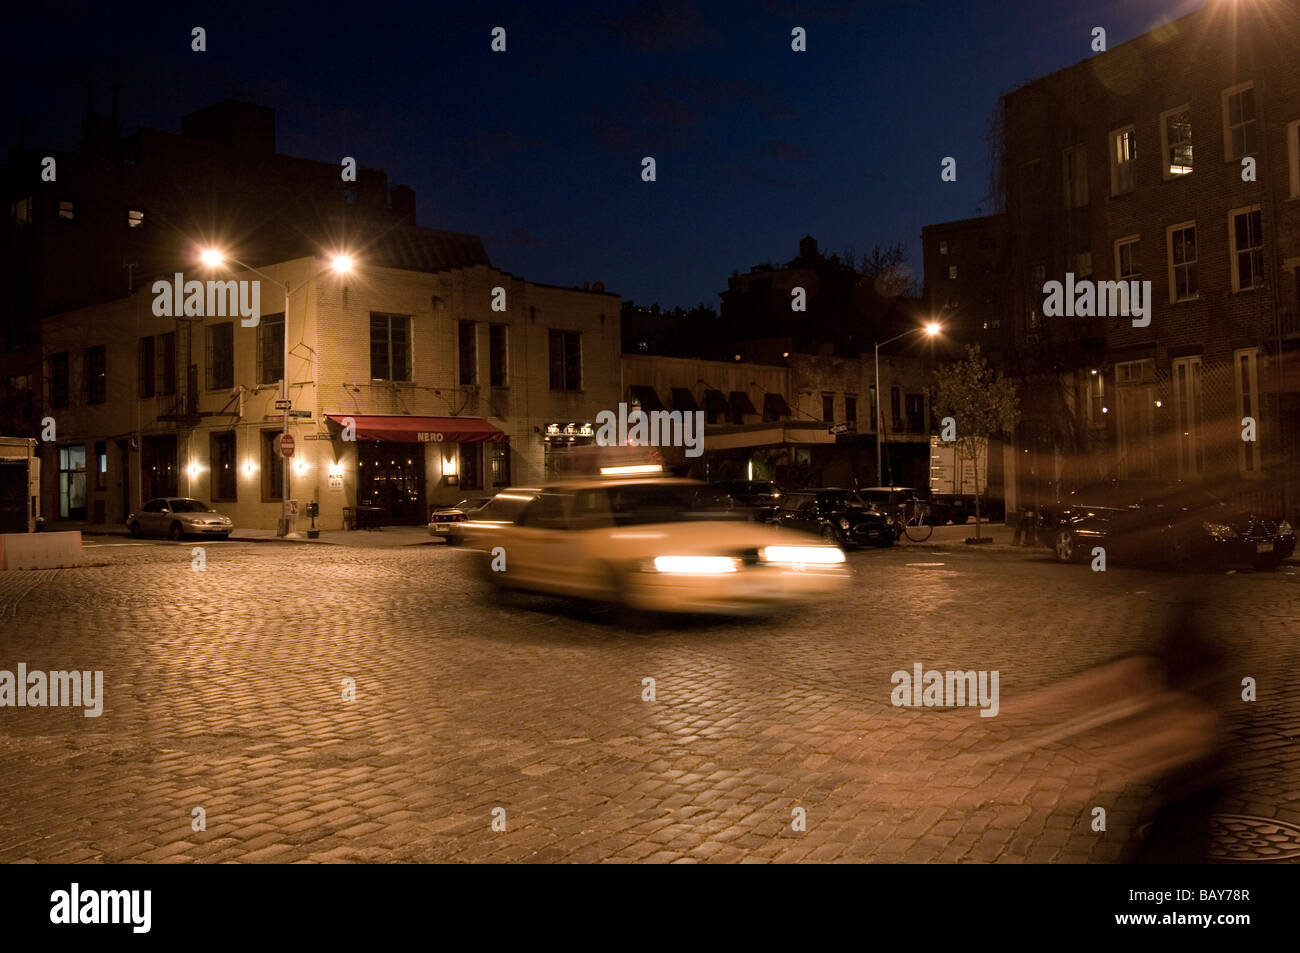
<box><xmin>1</xmin><ymin>537</ymin><xmax>1297</xmax><ymax>863</ymax></box>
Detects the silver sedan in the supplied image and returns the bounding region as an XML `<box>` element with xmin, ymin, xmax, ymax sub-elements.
<box><xmin>127</xmin><ymin>498</ymin><xmax>233</xmax><ymax>540</ymax></box>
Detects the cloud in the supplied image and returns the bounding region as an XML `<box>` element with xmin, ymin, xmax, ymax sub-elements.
<box><xmin>598</xmin><ymin>1</ymin><xmax>724</xmax><ymax>52</ymax></box>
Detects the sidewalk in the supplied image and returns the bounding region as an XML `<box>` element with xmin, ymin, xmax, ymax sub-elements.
<box><xmin>897</xmin><ymin>521</ymin><xmax>1040</xmax><ymax>554</ymax></box>
<box><xmin>60</xmin><ymin>522</ymin><xmax>441</xmax><ymax>549</ymax></box>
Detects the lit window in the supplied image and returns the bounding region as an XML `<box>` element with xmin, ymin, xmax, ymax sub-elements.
<box><xmin>128</xmin><ymin>209</ymin><xmax>144</xmax><ymax>228</ymax></box>
<box><xmin>1110</xmin><ymin>127</ymin><xmax>1136</xmax><ymax>195</ymax></box>
<box><xmin>948</xmin><ymin>265</ymin><xmax>958</xmax><ymax>280</ymax></box>
<box><xmin>1115</xmin><ymin>236</ymin><xmax>1141</xmax><ymax>281</ymax></box>
<box><xmin>1160</xmin><ymin>107</ymin><xmax>1193</xmax><ymax>177</ymax></box>
<box><xmin>938</xmin><ymin>240</ymin><xmax>948</xmax><ymax>255</ymax></box>
<box><xmin>58</xmin><ymin>200</ymin><xmax>75</xmax><ymax>221</ymax></box>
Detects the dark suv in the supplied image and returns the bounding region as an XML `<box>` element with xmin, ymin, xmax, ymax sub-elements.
<box><xmin>773</xmin><ymin>488</ymin><xmax>894</xmax><ymax>548</ymax></box>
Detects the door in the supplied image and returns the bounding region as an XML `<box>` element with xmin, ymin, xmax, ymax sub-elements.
<box><xmin>358</xmin><ymin>442</ymin><xmax>426</xmax><ymax>524</ymax></box>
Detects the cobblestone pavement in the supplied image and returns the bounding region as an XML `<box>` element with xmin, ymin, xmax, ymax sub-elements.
<box><xmin>1</xmin><ymin>537</ymin><xmax>1297</xmax><ymax>863</ymax></box>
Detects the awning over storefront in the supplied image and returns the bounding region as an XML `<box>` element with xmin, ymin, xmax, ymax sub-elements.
<box><xmin>628</xmin><ymin>385</ymin><xmax>664</xmax><ymax>412</ymax></box>
<box><xmin>729</xmin><ymin>391</ymin><xmax>758</xmax><ymax>418</ymax></box>
<box><xmin>703</xmin><ymin>389</ymin><xmax>729</xmax><ymax>419</ymax></box>
<box><xmin>704</xmin><ymin>420</ymin><xmax>837</xmax><ymax>451</ymax></box>
<box><xmin>325</xmin><ymin>414</ymin><xmax>507</xmax><ymax>442</ymax></box>
<box><xmin>762</xmin><ymin>393</ymin><xmax>792</xmax><ymax>419</ymax></box>
<box><xmin>670</xmin><ymin>387</ymin><xmax>700</xmax><ymax>412</ymax></box>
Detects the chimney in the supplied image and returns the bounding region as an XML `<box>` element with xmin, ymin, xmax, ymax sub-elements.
<box><xmin>799</xmin><ymin>235</ymin><xmax>819</xmax><ymax>260</ymax></box>
<box><xmin>389</xmin><ymin>185</ymin><xmax>416</xmax><ymax>225</ymax></box>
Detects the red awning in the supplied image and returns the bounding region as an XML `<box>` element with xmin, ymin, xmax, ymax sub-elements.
<box><xmin>325</xmin><ymin>415</ymin><xmax>507</xmax><ymax>443</ymax></box>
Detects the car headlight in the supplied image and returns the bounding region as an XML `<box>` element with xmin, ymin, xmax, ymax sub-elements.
<box><xmin>759</xmin><ymin>546</ymin><xmax>846</xmax><ymax>566</ymax></box>
<box><xmin>652</xmin><ymin>555</ymin><xmax>739</xmax><ymax>574</ymax></box>
<box><xmin>1202</xmin><ymin>521</ymin><xmax>1238</xmax><ymax>541</ymax></box>
<box><xmin>1280</xmin><ymin>521</ymin><xmax>1294</xmax><ymax>536</ymax></box>
<box><xmin>838</xmin><ymin>517</ymin><xmax>850</xmax><ymax>530</ymax></box>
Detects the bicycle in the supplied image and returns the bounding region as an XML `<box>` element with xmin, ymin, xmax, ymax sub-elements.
<box><xmin>895</xmin><ymin>499</ymin><xmax>933</xmax><ymax>543</ymax></box>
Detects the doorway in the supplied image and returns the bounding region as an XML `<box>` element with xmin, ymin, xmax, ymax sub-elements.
<box><xmin>357</xmin><ymin>441</ymin><xmax>426</xmax><ymax>524</ymax></box>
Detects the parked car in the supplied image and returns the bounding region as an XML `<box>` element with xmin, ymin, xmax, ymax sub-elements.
<box><xmin>428</xmin><ymin>496</ymin><xmax>494</xmax><ymax>544</ymax></box>
<box><xmin>127</xmin><ymin>498</ymin><xmax>233</xmax><ymax>540</ymax></box>
<box><xmin>712</xmin><ymin>480</ymin><xmax>783</xmax><ymax>522</ymax></box>
<box><xmin>460</xmin><ymin>477</ymin><xmax>847</xmax><ymax>614</ymax></box>
<box><xmin>1043</xmin><ymin>479</ymin><xmax>1296</xmax><ymax>570</ymax></box>
<box><xmin>858</xmin><ymin>486</ymin><xmax>938</xmax><ymax>524</ymax></box>
<box><xmin>773</xmin><ymin>488</ymin><xmax>894</xmax><ymax>548</ymax></box>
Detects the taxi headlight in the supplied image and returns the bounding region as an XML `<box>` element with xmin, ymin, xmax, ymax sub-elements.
<box><xmin>652</xmin><ymin>555</ymin><xmax>739</xmax><ymax>574</ymax></box>
<box><xmin>759</xmin><ymin>546</ymin><xmax>846</xmax><ymax>566</ymax></box>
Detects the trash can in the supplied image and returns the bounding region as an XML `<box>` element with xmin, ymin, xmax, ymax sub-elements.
<box><xmin>306</xmin><ymin>501</ymin><xmax>319</xmax><ymax>539</ymax></box>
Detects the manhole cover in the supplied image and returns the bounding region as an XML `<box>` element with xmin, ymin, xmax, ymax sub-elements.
<box><xmin>1208</xmin><ymin>814</ymin><xmax>1300</xmax><ymax>862</ymax></box>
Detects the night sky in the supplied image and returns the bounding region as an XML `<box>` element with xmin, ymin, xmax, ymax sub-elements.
<box><xmin>4</xmin><ymin>0</ymin><xmax>1204</xmax><ymax>311</ymax></box>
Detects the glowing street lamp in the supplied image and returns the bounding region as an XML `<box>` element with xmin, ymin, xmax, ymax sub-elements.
<box><xmin>874</xmin><ymin>320</ymin><xmax>944</xmax><ymax>486</ymax></box>
<box><xmin>199</xmin><ymin>248</ymin><xmax>356</xmax><ymax>535</ymax></box>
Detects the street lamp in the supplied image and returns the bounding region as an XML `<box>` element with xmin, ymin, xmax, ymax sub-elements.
<box><xmin>199</xmin><ymin>249</ymin><xmax>355</xmax><ymax>535</ymax></box>
<box><xmin>874</xmin><ymin>321</ymin><xmax>942</xmax><ymax>487</ymax></box>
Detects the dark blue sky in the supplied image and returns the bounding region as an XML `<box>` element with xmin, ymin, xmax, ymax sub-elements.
<box><xmin>4</xmin><ymin>0</ymin><xmax>1204</xmax><ymax>310</ymax></box>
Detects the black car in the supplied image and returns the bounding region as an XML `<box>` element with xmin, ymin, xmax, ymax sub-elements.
<box><xmin>773</xmin><ymin>488</ymin><xmax>894</xmax><ymax>548</ymax></box>
<box><xmin>1043</xmin><ymin>479</ymin><xmax>1296</xmax><ymax>570</ymax></box>
<box><xmin>713</xmin><ymin>480</ymin><xmax>783</xmax><ymax>522</ymax></box>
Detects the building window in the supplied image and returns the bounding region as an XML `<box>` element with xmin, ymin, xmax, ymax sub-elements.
<box><xmin>141</xmin><ymin>435</ymin><xmax>178</xmax><ymax>501</ymax></box>
<box><xmin>261</xmin><ymin>430</ymin><xmax>284</xmax><ymax>501</ymax></box>
<box><xmin>459</xmin><ymin>443</ymin><xmax>482</xmax><ymax>491</ymax></box>
<box><xmin>11</xmin><ymin>197</ymin><xmax>32</xmax><ymax>227</ymax></box>
<box><xmin>94</xmin><ymin>441</ymin><xmax>107</xmax><ymax>490</ymax></box>
<box><xmin>821</xmin><ymin>393</ymin><xmax>834</xmax><ymax>422</ymax></box>
<box><xmin>58</xmin><ymin>200</ymin><xmax>75</xmax><ymax>221</ymax></box>
<box><xmin>128</xmin><ymin>209</ymin><xmax>144</xmax><ymax>228</ymax></box>
<box><xmin>890</xmin><ymin>386</ymin><xmax>901</xmax><ymax>430</ymax></box>
<box><xmin>370</xmin><ymin>313</ymin><xmax>411</xmax><ymax>382</ymax></box>
<box><xmin>548</xmin><ymin>330</ymin><xmax>581</xmax><ymax>391</ymax></box>
<box><xmin>905</xmin><ymin>394</ymin><xmax>925</xmax><ymax>433</ymax></box>
<box><xmin>1223</xmin><ymin>83</ymin><xmax>1258</xmax><ymax>161</ymax></box>
<box><xmin>844</xmin><ymin>395</ymin><xmax>857</xmax><ymax>431</ymax></box>
<box><xmin>869</xmin><ymin>386</ymin><xmax>877</xmax><ymax>433</ymax></box>
<box><xmin>948</xmin><ymin>265</ymin><xmax>958</xmax><ymax>280</ymax></box>
<box><xmin>489</xmin><ymin>324</ymin><xmax>508</xmax><ymax>387</ymax></box>
<box><xmin>490</xmin><ymin>442</ymin><xmax>511</xmax><ymax>487</ymax></box>
<box><xmin>1076</xmin><ymin>251</ymin><xmax>1093</xmax><ymax>278</ymax></box>
<box><xmin>1172</xmin><ymin>355</ymin><xmax>1204</xmax><ymax>478</ymax></box>
<box><xmin>1087</xmin><ymin>372</ymin><xmax>1106</xmax><ymax>425</ymax></box>
<box><xmin>206</xmin><ymin>322</ymin><xmax>234</xmax><ymax>390</ymax></box>
<box><xmin>50</xmin><ymin>352</ymin><xmax>69</xmax><ymax>408</ymax></box>
<box><xmin>258</xmin><ymin>313</ymin><xmax>285</xmax><ymax>386</ymax></box>
<box><xmin>1167</xmin><ymin>222</ymin><xmax>1198</xmax><ymax>302</ymax></box>
<box><xmin>1028</xmin><ymin>263</ymin><xmax>1046</xmax><ymax>328</ymax></box>
<box><xmin>1235</xmin><ymin>349</ymin><xmax>1260</xmax><ymax>474</ymax></box>
<box><xmin>138</xmin><ymin>337</ymin><xmax>155</xmax><ymax>398</ymax></box>
<box><xmin>1289</xmin><ymin>119</ymin><xmax>1300</xmax><ymax>199</ymax></box>
<box><xmin>58</xmin><ymin>445</ymin><xmax>87</xmax><ymax>519</ymax></box>
<box><xmin>1229</xmin><ymin>206</ymin><xmax>1264</xmax><ymax>292</ymax></box>
<box><xmin>1160</xmin><ymin>106</ymin><xmax>1193</xmax><ymax>178</ymax></box>
<box><xmin>458</xmin><ymin>320</ymin><xmax>477</xmax><ymax>386</ymax></box>
<box><xmin>939</xmin><ymin>240</ymin><xmax>948</xmax><ymax>255</ymax></box>
<box><xmin>211</xmin><ymin>432</ymin><xmax>237</xmax><ymax>502</ymax></box>
<box><xmin>1020</xmin><ymin>159</ymin><xmax>1045</xmax><ymax>196</ymax></box>
<box><xmin>1110</xmin><ymin>126</ymin><xmax>1136</xmax><ymax>196</ymax></box>
<box><xmin>1063</xmin><ymin>144</ymin><xmax>1089</xmax><ymax>208</ymax></box>
<box><xmin>1115</xmin><ymin>235</ymin><xmax>1141</xmax><ymax>281</ymax></box>
<box><xmin>85</xmin><ymin>345</ymin><xmax>106</xmax><ymax>404</ymax></box>
<box><xmin>159</xmin><ymin>331</ymin><xmax>176</xmax><ymax>396</ymax></box>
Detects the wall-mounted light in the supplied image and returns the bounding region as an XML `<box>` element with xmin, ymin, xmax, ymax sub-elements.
<box><xmin>1154</xmin><ymin>400</ymin><xmax>1163</xmax><ymax>408</ymax></box>
<box><xmin>294</xmin><ymin>459</ymin><xmax>308</xmax><ymax>474</ymax></box>
<box><xmin>243</xmin><ymin>460</ymin><xmax>258</xmax><ymax>475</ymax></box>
<box><xmin>187</xmin><ymin>461</ymin><xmax>202</xmax><ymax>478</ymax></box>
<box><xmin>444</xmin><ymin>449</ymin><xmax>458</xmax><ymax>486</ymax></box>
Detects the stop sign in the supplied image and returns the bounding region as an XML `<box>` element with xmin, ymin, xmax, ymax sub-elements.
<box><xmin>278</xmin><ymin>433</ymin><xmax>296</xmax><ymax>458</ymax></box>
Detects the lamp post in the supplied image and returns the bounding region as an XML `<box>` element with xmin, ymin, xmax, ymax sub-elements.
<box><xmin>200</xmin><ymin>250</ymin><xmax>354</xmax><ymax>535</ymax></box>
<box><xmin>874</xmin><ymin>321</ymin><xmax>942</xmax><ymax>487</ymax></box>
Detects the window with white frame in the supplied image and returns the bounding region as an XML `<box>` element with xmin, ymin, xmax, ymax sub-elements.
<box><xmin>1110</xmin><ymin>126</ymin><xmax>1136</xmax><ymax>195</ymax></box>
<box><xmin>1115</xmin><ymin>235</ymin><xmax>1141</xmax><ymax>281</ymax></box>
<box><xmin>1076</xmin><ymin>251</ymin><xmax>1093</xmax><ymax>278</ymax></box>
<box><xmin>1223</xmin><ymin>83</ymin><xmax>1258</xmax><ymax>161</ymax></box>
<box><xmin>1167</xmin><ymin>222</ymin><xmax>1198</xmax><ymax>302</ymax></box>
<box><xmin>1172</xmin><ymin>355</ymin><xmax>1204</xmax><ymax>477</ymax></box>
<box><xmin>1160</xmin><ymin>106</ymin><xmax>1193</xmax><ymax>178</ymax></box>
<box><xmin>1087</xmin><ymin>371</ymin><xmax>1106</xmax><ymax>425</ymax></box>
<box><xmin>1063</xmin><ymin>144</ymin><xmax>1089</xmax><ymax>208</ymax></box>
<box><xmin>1235</xmin><ymin>348</ymin><xmax>1260</xmax><ymax>474</ymax></box>
<box><xmin>1229</xmin><ymin>205</ymin><xmax>1264</xmax><ymax>292</ymax></box>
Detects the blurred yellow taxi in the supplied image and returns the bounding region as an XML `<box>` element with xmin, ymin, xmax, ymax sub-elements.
<box><xmin>461</xmin><ymin>474</ymin><xmax>848</xmax><ymax>614</ymax></box>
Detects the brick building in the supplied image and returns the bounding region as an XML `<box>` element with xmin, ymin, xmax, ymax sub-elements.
<box><xmin>920</xmin><ymin>214</ymin><xmax>1009</xmax><ymax>359</ymax></box>
<box><xmin>40</xmin><ymin>257</ymin><xmax>619</xmax><ymax>531</ymax></box>
<box><xmin>995</xmin><ymin>0</ymin><xmax>1300</xmax><ymax>517</ymax></box>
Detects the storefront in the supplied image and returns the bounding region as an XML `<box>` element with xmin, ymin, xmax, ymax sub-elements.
<box><xmin>325</xmin><ymin>415</ymin><xmax>507</xmax><ymax>524</ymax></box>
